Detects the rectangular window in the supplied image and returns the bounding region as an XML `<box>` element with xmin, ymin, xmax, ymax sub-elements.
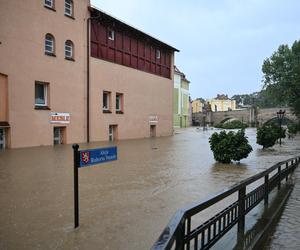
<box><xmin>103</xmin><ymin>91</ymin><xmax>111</xmax><ymax>112</ymax></box>
<box><xmin>45</xmin><ymin>0</ymin><xmax>54</xmax><ymax>8</ymax></box>
<box><xmin>65</xmin><ymin>0</ymin><xmax>73</xmax><ymax>16</ymax></box>
<box><xmin>156</xmin><ymin>49</ymin><xmax>161</xmax><ymax>59</ymax></box>
<box><xmin>35</xmin><ymin>81</ymin><xmax>49</xmax><ymax>107</ymax></box>
<box><xmin>108</xmin><ymin>29</ymin><xmax>115</xmax><ymax>40</ymax></box>
<box><xmin>116</xmin><ymin>93</ymin><xmax>123</xmax><ymax>113</ymax></box>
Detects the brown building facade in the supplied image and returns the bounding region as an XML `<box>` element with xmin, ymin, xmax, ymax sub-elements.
<box><xmin>0</xmin><ymin>1</ymin><xmax>178</xmax><ymax>149</ymax></box>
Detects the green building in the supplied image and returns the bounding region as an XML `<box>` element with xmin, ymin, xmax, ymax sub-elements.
<box><xmin>173</xmin><ymin>66</ymin><xmax>190</xmax><ymax>128</ymax></box>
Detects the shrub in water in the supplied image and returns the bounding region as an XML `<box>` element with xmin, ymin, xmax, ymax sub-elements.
<box><xmin>256</xmin><ymin>124</ymin><xmax>284</xmax><ymax>148</ymax></box>
<box><xmin>209</xmin><ymin>129</ymin><xmax>253</xmax><ymax>163</ymax></box>
<box><xmin>214</xmin><ymin>120</ymin><xmax>247</xmax><ymax>129</ymax></box>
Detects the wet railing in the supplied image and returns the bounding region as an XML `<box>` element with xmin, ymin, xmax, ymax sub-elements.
<box><xmin>151</xmin><ymin>156</ymin><xmax>300</xmax><ymax>250</ymax></box>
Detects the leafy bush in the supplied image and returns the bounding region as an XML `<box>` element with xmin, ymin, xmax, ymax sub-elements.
<box><xmin>209</xmin><ymin>129</ymin><xmax>253</xmax><ymax>163</ymax></box>
<box><xmin>214</xmin><ymin>120</ymin><xmax>247</xmax><ymax>129</ymax></box>
<box><xmin>257</xmin><ymin>125</ymin><xmax>278</xmax><ymax>148</ymax></box>
<box><xmin>256</xmin><ymin>123</ymin><xmax>285</xmax><ymax>148</ymax></box>
<box><xmin>287</xmin><ymin>123</ymin><xmax>299</xmax><ymax>135</ymax></box>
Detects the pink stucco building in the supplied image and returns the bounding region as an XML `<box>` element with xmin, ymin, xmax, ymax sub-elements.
<box><xmin>0</xmin><ymin>0</ymin><xmax>178</xmax><ymax>149</ymax></box>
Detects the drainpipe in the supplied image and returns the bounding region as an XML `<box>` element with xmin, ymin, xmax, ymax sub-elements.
<box><xmin>86</xmin><ymin>11</ymin><xmax>101</xmax><ymax>143</ymax></box>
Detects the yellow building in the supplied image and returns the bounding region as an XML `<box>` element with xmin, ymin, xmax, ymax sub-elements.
<box><xmin>207</xmin><ymin>94</ymin><xmax>236</xmax><ymax>112</ymax></box>
<box><xmin>173</xmin><ymin>66</ymin><xmax>190</xmax><ymax>128</ymax></box>
<box><xmin>192</xmin><ymin>99</ymin><xmax>204</xmax><ymax>113</ymax></box>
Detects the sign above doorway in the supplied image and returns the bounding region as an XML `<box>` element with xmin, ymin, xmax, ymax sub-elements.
<box><xmin>50</xmin><ymin>112</ymin><xmax>70</xmax><ymax>124</ymax></box>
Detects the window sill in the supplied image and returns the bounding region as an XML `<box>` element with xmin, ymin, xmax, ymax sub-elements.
<box><xmin>103</xmin><ymin>110</ymin><xmax>112</xmax><ymax>114</ymax></box>
<box><xmin>65</xmin><ymin>14</ymin><xmax>75</xmax><ymax>20</ymax></box>
<box><xmin>44</xmin><ymin>5</ymin><xmax>56</xmax><ymax>12</ymax></box>
<box><xmin>45</xmin><ymin>52</ymin><xmax>56</xmax><ymax>57</ymax></box>
<box><xmin>65</xmin><ymin>57</ymin><xmax>75</xmax><ymax>61</ymax></box>
<box><xmin>35</xmin><ymin>106</ymin><xmax>50</xmax><ymax>110</ymax></box>
<box><xmin>116</xmin><ymin>111</ymin><xmax>124</xmax><ymax>114</ymax></box>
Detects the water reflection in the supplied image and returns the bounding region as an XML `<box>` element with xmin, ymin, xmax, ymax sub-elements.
<box><xmin>0</xmin><ymin>128</ymin><xmax>299</xmax><ymax>250</ymax></box>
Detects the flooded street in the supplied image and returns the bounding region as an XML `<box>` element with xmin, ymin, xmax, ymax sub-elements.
<box><xmin>0</xmin><ymin>128</ymin><xmax>300</xmax><ymax>250</ymax></box>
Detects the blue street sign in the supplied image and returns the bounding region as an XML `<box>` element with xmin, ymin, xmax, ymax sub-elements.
<box><xmin>79</xmin><ymin>146</ymin><xmax>117</xmax><ymax>167</ymax></box>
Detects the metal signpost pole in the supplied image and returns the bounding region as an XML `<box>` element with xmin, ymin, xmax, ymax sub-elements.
<box><xmin>72</xmin><ymin>144</ymin><xmax>79</xmax><ymax>228</ymax></box>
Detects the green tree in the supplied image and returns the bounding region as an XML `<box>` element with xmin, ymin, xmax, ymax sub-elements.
<box><xmin>262</xmin><ymin>40</ymin><xmax>300</xmax><ymax>117</ymax></box>
<box><xmin>209</xmin><ymin>130</ymin><xmax>252</xmax><ymax>163</ymax></box>
<box><xmin>256</xmin><ymin>123</ymin><xmax>286</xmax><ymax>148</ymax></box>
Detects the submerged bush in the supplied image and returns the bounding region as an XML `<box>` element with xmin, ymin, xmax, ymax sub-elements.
<box><xmin>214</xmin><ymin>120</ymin><xmax>247</xmax><ymax>129</ymax></box>
<box><xmin>256</xmin><ymin>123</ymin><xmax>285</xmax><ymax>148</ymax></box>
<box><xmin>209</xmin><ymin>129</ymin><xmax>253</xmax><ymax>163</ymax></box>
<box><xmin>287</xmin><ymin>123</ymin><xmax>299</xmax><ymax>135</ymax></box>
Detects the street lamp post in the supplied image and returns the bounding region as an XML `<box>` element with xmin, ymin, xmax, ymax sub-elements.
<box><xmin>276</xmin><ymin>109</ymin><xmax>285</xmax><ymax>146</ymax></box>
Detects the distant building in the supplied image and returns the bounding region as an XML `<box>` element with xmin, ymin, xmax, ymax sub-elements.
<box><xmin>207</xmin><ymin>94</ymin><xmax>236</xmax><ymax>112</ymax></box>
<box><xmin>192</xmin><ymin>98</ymin><xmax>205</xmax><ymax>113</ymax></box>
<box><xmin>173</xmin><ymin>66</ymin><xmax>190</xmax><ymax>128</ymax></box>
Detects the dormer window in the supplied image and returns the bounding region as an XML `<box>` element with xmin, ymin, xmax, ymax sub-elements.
<box><xmin>108</xmin><ymin>29</ymin><xmax>115</xmax><ymax>40</ymax></box>
<box><xmin>156</xmin><ymin>49</ymin><xmax>161</xmax><ymax>59</ymax></box>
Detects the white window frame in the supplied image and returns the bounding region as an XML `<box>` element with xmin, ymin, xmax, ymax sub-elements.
<box><xmin>65</xmin><ymin>40</ymin><xmax>73</xmax><ymax>59</ymax></box>
<box><xmin>103</xmin><ymin>91</ymin><xmax>110</xmax><ymax>111</ymax></box>
<box><xmin>45</xmin><ymin>34</ymin><xmax>54</xmax><ymax>54</ymax></box>
<box><xmin>44</xmin><ymin>0</ymin><xmax>54</xmax><ymax>8</ymax></box>
<box><xmin>65</xmin><ymin>0</ymin><xmax>73</xmax><ymax>16</ymax></box>
<box><xmin>108</xmin><ymin>29</ymin><xmax>115</xmax><ymax>41</ymax></box>
<box><xmin>156</xmin><ymin>49</ymin><xmax>161</xmax><ymax>59</ymax></box>
<box><xmin>116</xmin><ymin>93</ymin><xmax>123</xmax><ymax>111</ymax></box>
<box><xmin>35</xmin><ymin>82</ymin><xmax>48</xmax><ymax>107</ymax></box>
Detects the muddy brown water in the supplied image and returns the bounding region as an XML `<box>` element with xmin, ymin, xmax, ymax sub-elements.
<box><xmin>0</xmin><ymin>128</ymin><xmax>299</xmax><ymax>250</ymax></box>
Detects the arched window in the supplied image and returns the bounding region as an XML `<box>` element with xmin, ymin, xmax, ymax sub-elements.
<box><xmin>45</xmin><ymin>33</ymin><xmax>55</xmax><ymax>55</ymax></box>
<box><xmin>65</xmin><ymin>40</ymin><xmax>74</xmax><ymax>59</ymax></box>
<box><xmin>65</xmin><ymin>0</ymin><xmax>73</xmax><ymax>17</ymax></box>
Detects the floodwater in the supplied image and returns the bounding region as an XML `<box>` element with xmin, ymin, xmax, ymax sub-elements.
<box><xmin>0</xmin><ymin>128</ymin><xmax>299</xmax><ymax>250</ymax></box>
<box><xmin>264</xmin><ymin>167</ymin><xmax>300</xmax><ymax>249</ymax></box>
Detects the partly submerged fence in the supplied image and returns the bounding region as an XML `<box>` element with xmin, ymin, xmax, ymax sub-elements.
<box><xmin>151</xmin><ymin>156</ymin><xmax>300</xmax><ymax>250</ymax></box>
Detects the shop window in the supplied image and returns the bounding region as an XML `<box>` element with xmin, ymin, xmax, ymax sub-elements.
<box><xmin>65</xmin><ymin>0</ymin><xmax>73</xmax><ymax>17</ymax></box>
<box><xmin>103</xmin><ymin>91</ymin><xmax>111</xmax><ymax>113</ymax></box>
<box><xmin>35</xmin><ymin>81</ymin><xmax>49</xmax><ymax>109</ymax></box>
<box><xmin>116</xmin><ymin>93</ymin><xmax>124</xmax><ymax>114</ymax></box>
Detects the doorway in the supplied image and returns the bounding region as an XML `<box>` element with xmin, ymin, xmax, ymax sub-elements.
<box><xmin>109</xmin><ymin>125</ymin><xmax>118</xmax><ymax>141</ymax></box>
<box><xmin>0</xmin><ymin>128</ymin><xmax>5</xmax><ymax>150</ymax></box>
<box><xmin>150</xmin><ymin>125</ymin><xmax>156</xmax><ymax>137</ymax></box>
<box><xmin>53</xmin><ymin>127</ymin><xmax>66</xmax><ymax>145</ymax></box>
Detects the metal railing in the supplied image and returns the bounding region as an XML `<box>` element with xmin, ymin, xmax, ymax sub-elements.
<box><xmin>151</xmin><ymin>156</ymin><xmax>300</xmax><ymax>250</ymax></box>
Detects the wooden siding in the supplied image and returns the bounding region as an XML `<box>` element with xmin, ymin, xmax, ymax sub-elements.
<box><xmin>90</xmin><ymin>20</ymin><xmax>172</xmax><ymax>78</ymax></box>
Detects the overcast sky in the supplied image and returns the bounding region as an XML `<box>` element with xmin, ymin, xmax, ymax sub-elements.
<box><xmin>91</xmin><ymin>0</ymin><xmax>300</xmax><ymax>99</ymax></box>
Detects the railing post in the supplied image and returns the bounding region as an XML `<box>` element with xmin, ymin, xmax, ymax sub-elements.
<box><xmin>286</xmin><ymin>162</ymin><xmax>289</xmax><ymax>181</ymax></box>
<box><xmin>175</xmin><ymin>218</ymin><xmax>185</xmax><ymax>250</ymax></box>
<box><xmin>278</xmin><ymin>165</ymin><xmax>281</xmax><ymax>189</ymax></box>
<box><xmin>238</xmin><ymin>187</ymin><xmax>246</xmax><ymax>234</ymax></box>
<box><xmin>237</xmin><ymin>187</ymin><xmax>246</xmax><ymax>248</ymax></box>
<box><xmin>264</xmin><ymin>174</ymin><xmax>269</xmax><ymax>205</ymax></box>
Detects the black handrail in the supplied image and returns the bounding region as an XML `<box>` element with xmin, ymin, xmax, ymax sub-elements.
<box><xmin>151</xmin><ymin>156</ymin><xmax>300</xmax><ymax>250</ymax></box>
